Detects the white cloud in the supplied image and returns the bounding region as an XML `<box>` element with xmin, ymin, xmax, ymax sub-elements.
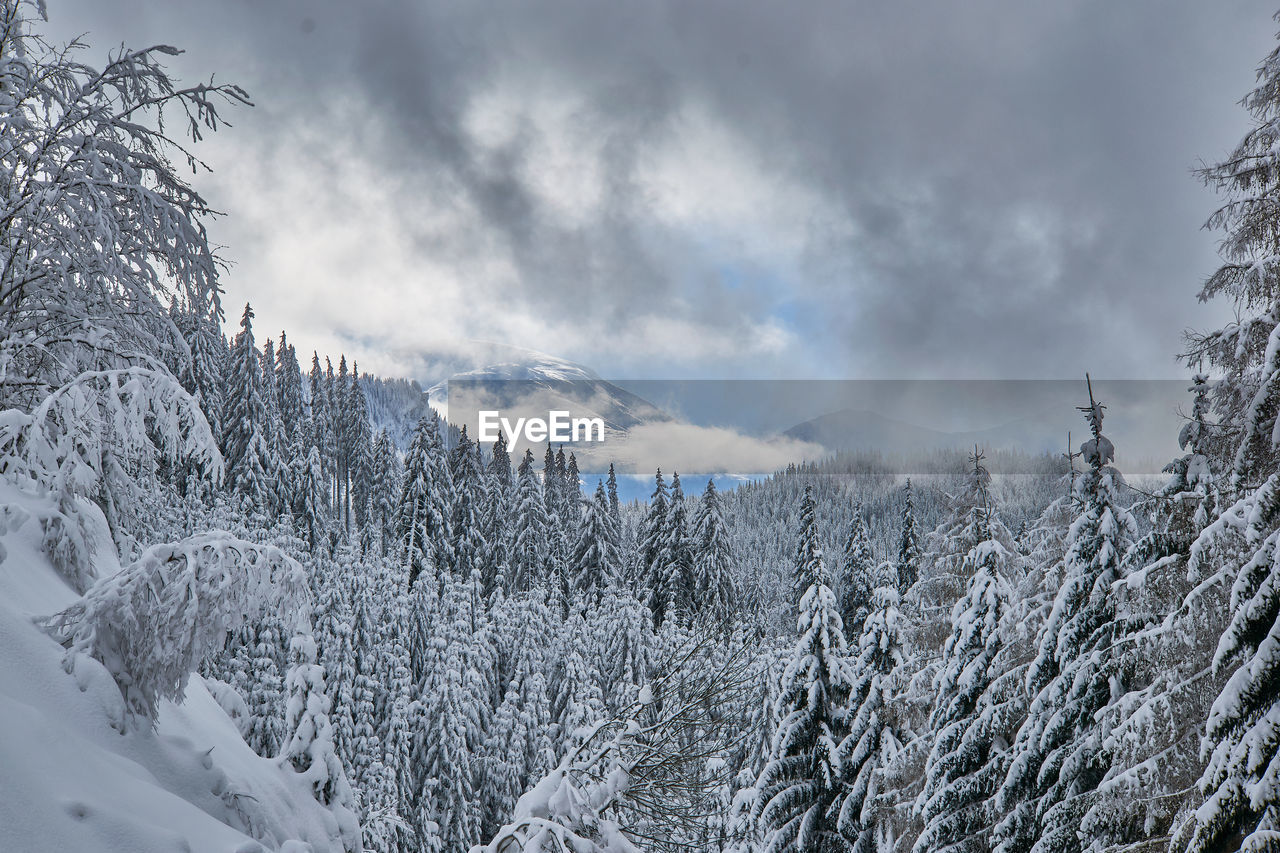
<box><xmin>199</xmin><ymin>93</ymin><xmax>819</xmax><ymax>381</ymax></box>
<box><xmin>575</xmin><ymin>421</ymin><xmax>826</xmax><ymax>475</ymax></box>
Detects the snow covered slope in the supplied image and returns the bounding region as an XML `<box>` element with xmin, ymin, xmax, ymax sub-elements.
<box><xmin>0</xmin><ymin>481</ymin><xmax>350</xmax><ymax>853</ymax></box>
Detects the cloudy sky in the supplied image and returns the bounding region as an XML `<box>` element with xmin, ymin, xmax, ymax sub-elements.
<box><xmin>46</xmin><ymin>0</ymin><xmax>1279</xmax><ymax>382</ymax></box>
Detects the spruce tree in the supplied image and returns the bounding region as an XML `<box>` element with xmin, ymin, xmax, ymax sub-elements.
<box><xmin>794</xmin><ymin>485</ymin><xmax>826</xmax><ymax>596</ymax></box>
<box><xmin>293</xmin><ymin>444</ymin><xmax>325</xmax><ymax>552</ymax></box>
<box><xmin>334</xmin><ymin>356</ymin><xmax>352</xmax><ymax>527</ymax></box>
<box><xmin>640</xmin><ymin>469</ymin><xmax>672</xmax><ymax>625</ymax></box>
<box><xmin>550</xmin><ymin>611</ymin><xmax>606</xmax><ymax>756</ymax></box>
<box><xmin>280</xmin><ymin>630</ymin><xmax>355</xmax><ymax>812</ymax></box>
<box><xmin>348</xmin><ymin>589</ymin><xmax>382</xmax><ymax>799</ymax></box>
<box><xmin>569</xmin><ymin>481</ymin><xmax>621</xmax><ymax>605</ymax></box>
<box><xmin>755</xmin><ymin>490</ymin><xmax>853</xmax><ymax>853</ymax></box>
<box><xmin>221</xmin><ymin>304</ymin><xmax>274</xmax><ymax>511</ymax></box>
<box><xmin>607</xmin><ymin>462</ymin><xmax>621</xmax><ymax>522</ymax></box>
<box><xmin>346</xmin><ymin>363</ymin><xmax>375</xmax><ymax>531</ymax></box>
<box><xmin>308</xmin><ymin>352</ymin><xmax>333</xmax><ymax>497</ymax></box>
<box><xmin>481</xmin><ymin>434</ymin><xmax>513</xmax><ymax>598</ymax></box>
<box><xmin>661</xmin><ymin>472</ymin><xmax>694</xmax><ymax>622</ymax></box>
<box><xmin>1097</xmin><ymin>376</ymin><xmax>1226</xmax><ymax>850</ymax></box>
<box><xmin>275</xmin><ymin>332</ymin><xmax>306</xmax><ymax>442</ymax></box>
<box><xmin>176</xmin><ymin>294</ymin><xmax>225</xmax><ymax>441</ymax></box>
<box><xmin>835</xmin><ymin>585</ymin><xmax>906</xmax><ymax>853</ymax></box>
<box><xmin>371</xmin><ymin>429</ymin><xmax>400</xmax><ymax>554</ymax></box>
<box><xmin>397</xmin><ymin>415</ymin><xmax>451</xmax><ymax>591</ymax></box>
<box><xmin>314</xmin><ymin>568</ymin><xmax>358</xmax><ymax>780</ymax></box>
<box><xmin>588</xmin><ymin>585</ymin><xmax>652</xmax><ymax>715</ymax></box>
<box><xmin>244</xmin><ymin>621</ymin><xmax>284</xmax><ymax>757</ymax></box>
<box><xmin>897</xmin><ymin>479</ymin><xmax>921</xmax><ymax>594</ymax></box>
<box><xmin>915</xmin><ymin>487</ymin><xmax>1014</xmax><ymax>853</ymax></box>
<box><xmin>838</xmin><ymin>504</ymin><xmax>876</xmax><ymax>637</ymax></box>
<box><xmin>994</xmin><ymin>390</ymin><xmax>1136</xmax><ymax>853</ymax></box>
<box><xmin>1177</xmin><ymin>22</ymin><xmax>1280</xmax><ymax>842</ymax></box>
<box><xmin>511</xmin><ymin>449</ymin><xmax>550</xmax><ymax>592</ymax></box>
<box><xmin>448</xmin><ymin>434</ymin><xmax>488</xmax><ymax>582</ymax></box>
<box><xmin>692</xmin><ymin>478</ymin><xmax>736</xmax><ymax>627</ymax></box>
<box><xmin>413</xmin><ymin>577</ymin><xmax>486</xmax><ymax>852</ymax></box>
<box><xmin>260</xmin><ymin>337</ymin><xmax>285</xmax><ymax>516</ymax></box>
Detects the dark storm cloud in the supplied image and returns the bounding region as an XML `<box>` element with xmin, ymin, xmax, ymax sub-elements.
<box><xmin>47</xmin><ymin>0</ymin><xmax>1279</xmax><ymax>379</ymax></box>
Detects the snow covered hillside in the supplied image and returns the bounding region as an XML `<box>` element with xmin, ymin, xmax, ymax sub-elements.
<box><xmin>0</xmin><ymin>481</ymin><xmax>353</xmax><ymax>853</ymax></box>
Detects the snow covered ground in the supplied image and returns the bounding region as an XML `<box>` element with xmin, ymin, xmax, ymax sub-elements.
<box><xmin>0</xmin><ymin>481</ymin><xmax>349</xmax><ymax>853</ymax></box>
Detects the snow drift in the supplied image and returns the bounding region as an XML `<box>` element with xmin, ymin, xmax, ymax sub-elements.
<box><xmin>0</xmin><ymin>479</ymin><xmax>356</xmax><ymax>853</ymax></box>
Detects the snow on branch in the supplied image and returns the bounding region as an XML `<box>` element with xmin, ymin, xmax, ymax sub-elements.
<box><xmin>0</xmin><ymin>0</ymin><xmax>250</xmax><ymax>404</ymax></box>
<box><xmin>39</xmin><ymin>532</ymin><xmax>308</xmax><ymax>727</ymax></box>
<box><xmin>474</xmin><ymin>635</ymin><xmax>759</xmax><ymax>853</ymax></box>
<box><xmin>0</xmin><ymin>366</ymin><xmax>221</xmax><ymax>497</ymax></box>
<box><xmin>0</xmin><ymin>366</ymin><xmax>221</xmax><ymax>588</ymax></box>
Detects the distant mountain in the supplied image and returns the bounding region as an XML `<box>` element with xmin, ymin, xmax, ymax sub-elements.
<box><xmin>784</xmin><ymin>407</ymin><xmax>1065</xmax><ymax>457</ymax></box>
<box><xmin>427</xmin><ymin>349</ymin><xmax>671</xmax><ymax>435</ymax></box>
<box><xmin>785</xmin><ymin>409</ymin><xmax>954</xmax><ymax>454</ymax></box>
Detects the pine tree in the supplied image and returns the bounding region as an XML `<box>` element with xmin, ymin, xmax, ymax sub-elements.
<box><xmin>1093</xmin><ymin>378</ymin><xmax>1227</xmax><ymax>850</ymax></box>
<box><xmin>921</xmin><ymin>450</ymin><xmax>1019</xmax><ymax>608</ymax></box>
<box><xmin>511</xmin><ymin>449</ymin><xmax>549</xmax><ymax>592</ymax></box>
<box><xmin>483</xmin><ymin>679</ymin><xmax>530</xmax><ymax>841</ymax></box>
<box><xmin>839</xmin><ymin>504</ymin><xmax>876</xmax><ymax>637</ymax></box>
<box><xmin>640</xmin><ymin>469</ymin><xmax>672</xmax><ymax>625</ymax></box>
<box><xmin>994</xmin><ymin>389</ymin><xmax>1136</xmax><ymax>853</ymax></box>
<box><xmin>755</xmin><ymin>497</ymin><xmax>853</xmax><ymax>853</ymax></box>
<box><xmin>692</xmin><ymin>478</ymin><xmax>737</xmax><ymax>627</ymax></box>
<box><xmin>377</xmin><ymin>589</ymin><xmax>416</xmax><ymax>852</ymax></box>
<box><xmin>275</xmin><ymin>332</ymin><xmax>306</xmax><ymax>443</ymax></box>
<box><xmin>244</xmin><ymin>622</ymin><xmax>285</xmax><ymax>757</ymax></box>
<box><xmin>1176</xmin><ymin>31</ymin><xmax>1280</xmax><ymax>835</ymax></box>
<box><xmin>565</xmin><ymin>452</ymin><xmax>581</xmax><ymax>503</ymax></box>
<box><xmin>481</xmin><ymin>434</ymin><xmax>513</xmax><ymax>599</ymax></box>
<box><xmin>314</xmin><ymin>567</ymin><xmax>358</xmax><ymax>780</ymax></box>
<box><xmin>280</xmin><ymin>630</ymin><xmax>356</xmax><ymax>812</ymax></box>
<box><xmin>588</xmin><ymin>586</ymin><xmax>652</xmax><ymax>716</ymax></box>
<box><xmin>915</xmin><ymin>487</ymin><xmax>1014</xmax><ymax>853</ymax></box>
<box><xmin>176</xmin><ymin>294</ymin><xmax>225</xmax><ymax>441</ymax></box>
<box><xmin>293</xmin><ymin>444</ymin><xmax>325</xmax><ymax>552</ymax></box>
<box><xmin>835</xmin><ymin>585</ymin><xmax>906</xmax><ymax>853</ymax></box>
<box><xmin>448</xmin><ymin>433</ymin><xmax>488</xmax><ymax>583</ymax></box>
<box><xmin>371</xmin><ymin>429</ymin><xmax>400</xmax><ymax>554</ymax></box>
<box><xmin>607</xmin><ymin>462</ymin><xmax>621</xmax><ymax>522</ymax></box>
<box><xmin>540</xmin><ymin>443</ymin><xmax>567</xmax><ymax>581</ymax></box>
<box><xmin>221</xmin><ymin>304</ymin><xmax>274</xmax><ymax>511</ymax></box>
<box><xmin>569</xmin><ymin>482</ymin><xmax>621</xmax><ymax>605</ymax></box>
<box><xmin>309</xmin><ymin>352</ymin><xmax>334</xmax><ymax>504</ymax></box>
<box><xmin>488</xmin><ymin>431</ymin><xmax>513</xmax><ymax>491</ymax></box>
<box><xmin>413</xmin><ymin>575</ymin><xmax>488</xmax><ymax>852</ymax></box>
<box><xmin>260</xmin><ymin>339</ymin><xmax>284</xmax><ymax>512</ymax></box>
<box><xmin>911</xmin><ymin>450</ymin><xmax>1020</xmax><ymax>695</ymax></box>
<box><xmin>348</xmin><ymin>588</ymin><xmax>382</xmax><ymax>797</ymax></box>
<box><xmin>333</xmin><ymin>356</ymin><xmax>352</xmax><ymax>528</ymax></box>
<box><xmin>550</xmin><ymin>611</ymin><xmax>606</xmax><ymax>756</ymax></box>
<box><xmin>794</xmin><ymin>485</ymin><xmax>826</xmax><ymax>597</ymax></box>
<box><xmin>897</xmin><ymin>479</ymin><xmax>921</xmax><ymax>594</ymax></box>
<box><xmin>346</xmin><ymin>363</ymin><xmax>375</xmax><ymax>531</ymax></box>
<box><xmin>397</xmin><ymin>415</ymin><xmax>451</xmax><ymax>591</ymax></box>
<box><xmin>489</xmin><ymin>592</ymin><xmax>555</xmax><ymax>792</ymax></box>
<box><xmin>661</xmin><ymin>472</ymin><xmax>694</xmax><ymax>623</ymax></box>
